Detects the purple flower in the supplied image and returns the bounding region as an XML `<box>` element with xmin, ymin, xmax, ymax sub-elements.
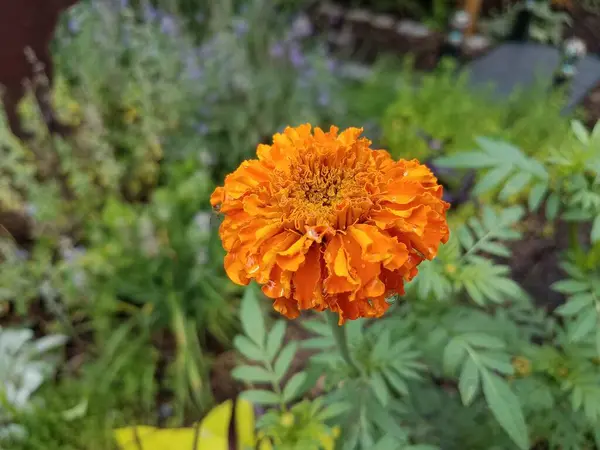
<box><xmin>119</xmin><ymin>0</ymin><xmax>128</xmax><ymax>9</ymax></box>
<box><xmin>269</xmin><ymin>42</ymin><xmax>285</xmax><ymax>59</ymax></box>
<box><xmin>68</xmin><ymin>17</ymin><xmax>80</xmax><ymax>34</ymax></box>
<box><xmin>326</xmin><ymin>58</ymin><xmax>336</xmax><ymax>73</ymax></box>
<box><xmin>144</xmin><ymin>5</ymin><xmax>158</xmax><ymax>22</ymax></box>
<box><xmin>15</xmin><ymin>249</ymin><xmax>30</xmax><ymax>261</ymax></box>
<box><xmin>185</xmin><ymin>55</ymin><xmax>203</xmax><ymax>79</ymax></box>
<box><xmin>233</xmin><ymin>19</ymin><xmax>249</xmax><ymax>36</ymax></box>
<box><xmin>288</xmin><ymin>43</ymin><xmax>305</xmax><ymax>68</ymax></box>
<box><xmin>290</xmin><ymin>15</ymin><xmax>313</xmax><ymax>39</ymax></box>
<box><xmin>160</xmin><ymin>16</ymin><xmax>177</xmax><ymax>35</ymax></box>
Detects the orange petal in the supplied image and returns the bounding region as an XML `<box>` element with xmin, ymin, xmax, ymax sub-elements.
<box><xmin>293</xmin><ymin>245</ymin><xmax>324</xmax><ymax>310</ymax></box>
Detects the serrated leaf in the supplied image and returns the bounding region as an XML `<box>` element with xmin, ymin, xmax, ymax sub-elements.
<box><xmin>265</xmin><ymin>320</ymin><xmax>286</xmax><ymax>362</ymax></box>
<box><xmin>443</xmin><ymin>338</ymin><xmax>467</xmax><ymax>375</ymax></box>
<box><xmin>555</xmin><ymin>293</ymin><xmax>593</xmax><ymax>316</ymax></box>
<box><xmin>571</xmin><ymin>120</ymin><xmax>589</xmax><ymax>145</ymax></box>
<box><xmin>499</xmin><ymin>172</ymin><xmax>532</xmax><ymax>201</ymax></box>
<box><xmin>569</xmin><ymin>312</ymin><xmax>597</xmax><ymax>342</ymax></box>
<box><xmin>461</xmin><ymin>333</ymin><xmax>505</xmax><ymax>350</ymax></box>
<box><xmin>370</xmin><ymin>372</ymin><xmax>390</xmax><ymax>406</ymax></box>
<box><xmin>372</xmin><ymin>330</ymin><xmax>390</xmax><ymax>361</ymax></box>
<box><xmin>283</xmin><ymin>372</ymin><xmax>307</xmax><ymax>402</ymax></box>
<box><xmin>478</xmin><ymin>354</ymin><xmax>514</xmax><ymax>375</ymax></box>
<box><xmin>382</xmin><ymin>367</ymin><xmax>409</xmax><ymax>396</ymax></box>
<box><xmin>231</xmin><ymin>365</ymin><xmax>273</xmax><ymax>383</ymax></box>
<box><xmin>478</xmin><ymin>241</ymin><xmax>511</xmax><ymax>258</ymax></box>
<box><xmin>551</xmin><ymin>279</ymin><xmax>589</xmax><ymax>294</ymax></box>
<box><xmin>481</xmin><ymin>372</ymin><xmax>529</xmax><ymax>450</ymax></box>
<box><xmin>371</xmin><ymin>435</ymin><xmax>400</xmax><ymax>450</ymax></box>
<box><xmin>233</xmin><ymin>335</ymin><xmax>264</xmax><ymax>362</ymax></box>
<box><xmin>435</xmin><ymin>152</ymin><xmax>497</xmax><ymax>168</ymax></box>
<box><xmin>301</xmin><ymin>319</ymin><xmax>332</xmax><ymax>337</ymax></box>
<box><xmin>274</xmin><ymin>342</ymin><xmax>297</xmax><ymax>381</ymax></box>
<box><xmin>457</xmin><ymin>227</ymin><xmax>475</xmax><ymax>250</ymax></box>
<box><xmin>474</xmin><ymin>165</ymin><xmax>512</xmax><ymax>196</ymax></box>
<box><xmin>528</xmin><ymin>183</ymin><xmax>547</xmax><ymax>212</ymax></box>
<box><xmin>240</xmin><ymin>284</ymin><xmax>265</xmax><ymax>347</ymax></box>
<box><xmin>459</xmin><ymin>358</ymin><xmax>479</xmax><ymax>406</ymax></box>
<box><xmin>317</xmin><ymin>402</ymin><xmax>352</xmax><ymax>421</ymax></box>
<box><xmin>241</xmin><ymin>389</ymin><xmax>280</xmax><ymax>405</ymax></box>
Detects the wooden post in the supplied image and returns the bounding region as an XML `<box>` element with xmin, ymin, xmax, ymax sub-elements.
<box><xmin>463</xmin><ymin>0</ymin><xmax>482</xmax><ymax>36</ymax></box>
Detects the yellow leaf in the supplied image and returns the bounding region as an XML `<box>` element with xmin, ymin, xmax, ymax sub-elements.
<box><xmin>114</xmin><ymin>399</ymin><xmax>259</xmax><ymax>450</ymax></box>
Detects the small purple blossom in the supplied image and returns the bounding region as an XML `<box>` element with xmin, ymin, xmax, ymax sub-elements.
<box><xmin>269</xmin><ymin>42</ymin><xmax>285</xmax><ymax>59</ymax></box>
<box><xmin>233</xmin><ymin>19</ymin><xmax>249</xmax><ymax>37</ymax></box>
<box><xmin>119</xmin><ymin>0</ymin><xmax>128</xmax><ymax>9</ymax></box>
<box><xmin>15</xmin><ymin>249</ymin><xmax>30</xmax><ymax>261</ymax></box>
<box><xmin>326</xmin><ymin>58</ymin><xmax>336</xmax><ymax>73</ymax></box>
<box><xmin>288</xmin><ymin>43</ymin><xmax>305</xmax><ymax>68</ymax></box>
<box><xmin>290</xmin><ymin>15</ymin><xmax>313</xmax><ymax>39</ymax></box>
<box><xmin>143</xmin><ymin>4</ymin><xmax>158</xmax><ymax>22</ymax></box>
<box><xmin>160</xmin><ymin>15</ymin><xmax>177</xmax><ymax>36</ymax></box>
<box><xmin>68</xmin><ymin>17</ymin><xmax>80</xmax><ymax>34</ymax></box>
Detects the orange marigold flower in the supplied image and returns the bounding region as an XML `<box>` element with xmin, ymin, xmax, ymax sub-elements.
<box><xmin>211</xmin><ymin>124</ymin><xmax>450</xmax><ymax>324</ymax></box>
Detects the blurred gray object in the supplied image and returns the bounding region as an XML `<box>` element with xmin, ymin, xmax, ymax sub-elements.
<box><xmin>464</xmin><ymin>42</ymin><xmax>600</xmax><ymax>113</ymax></box>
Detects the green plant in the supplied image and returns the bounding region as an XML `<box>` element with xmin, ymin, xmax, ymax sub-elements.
<box><xmin>0</xmin><ymin>327</ymin><xmax>67</xmax><ymax>444</ymax></box>
<box><xmin>224</xmin><ymin>120</ymin><xmax>600</xmax><ymax>450</ymax></box>
<box><xmin>480</xmin><ymin>0</ymin><xmax>572</xmax><ymax>45</ymax></box>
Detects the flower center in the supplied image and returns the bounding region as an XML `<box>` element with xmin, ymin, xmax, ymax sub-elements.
<box><xmin>275</xmin><ymin>163</ymin><xmax>372</xmax><ymax>230</ymax></box>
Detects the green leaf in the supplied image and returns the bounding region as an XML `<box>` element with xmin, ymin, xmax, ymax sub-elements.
<box><xmin>478</xmin><ymin>241</ymin><xmax>511</xmax><ymax>258</ymax></box>
<box><xmin>274</xmin><ymin>342</ymin><xmax>297</xmax><ymax>381</ymax></box>
<box><xmin>282</xmin><ymin>372</ymin><xmax>307</xmax><ymax>402</ymax></box>
<box><xmin>528</xmin><ymin>183</ymin><xmax>547</xmax><ymax>212</ymax></box>
<box><xmin>382</xmin><ymin>367</ymin><xmax>409</xmax><ymax>396</ymax></box>
<box><xmin>461</xmin><ymin>333</ymin><xmax>506</xmax><ymax>350</ymax></box>
<box><xmin>372</xmin><ymin>330</ymin><xmax>391</xmax><ymax>361</ymax></box>
<box><xmin>478</xmin><ymin>354</ymin><xmax>514</xmax><ymax>375</ymax></box>
<box><xmin>240</xmin><ymin>284</ymin><xmax>265</xmax><ymax>347</ymax></box>
<box><xmin>443</xmin><ymin>338</ymin><xmax>466</xmax><ymax>375</ymax></box>
<box><xmin>592</xmin><ymin>215</ymin><xmax>600</xmax><ymax>243</ymax></box>
<box><xmin>546</xmin><ymin>193</ymin><xmax>560</xmax><ymax>221</ymax></box>
<box><xmin>265</xmin><ymin>320</ymin><xmax>286</xmax><ymax>362</ymax></box>
<box><xmin>458</xmin><ymin>358</ymin><xmax>480</xmax><ymax>406</ymax></box>
<box><xmin>571</xmin><ymin>120</ymin><xmax>589</xmax><ymax>145</ymax></box>
<box><xmin>302</xmin><ymin>319</ymin><xmax>332</xmax><ymax>337</ymax></box>
<box><xmin>317</xmin><ymin>402</ymin><xmax>352</xmax><ymax>421</ymax></box>
<box><xmin>240</xmin><ymin>389</ymin><xmax>280</xmax><ymax>405</ymax></box>
<box><xmin>435</xmin><ymin>152</ymin><xmax>497</xmax><ymax>168</ymax></box>
<box><xmin>371</xmin><ymin>435</ymin><xmax>401</xmax><ymax>450</ymax></box>
<box><xmin>481</xmin><ymin>372</ymin><xmax>529</xmax><ymax>450</ymax></box>
<box><xmin>370</xmin><ymin>372</ymin><xmax>390</xmax><ymax>406</ymax></box>
<box><xmin>457</xmin><ymin>227</ymin><xmax>475</xmax><ymax>250</ymax></box>
<box><xmin>551</xmin><ymin>279</ymin><xmax>589</xmax><ymax>294</ymax></box>
<box><xmin>474</xmin><ymin>165</ymin><xmax>512</xmax><ymax>196</ymax></box>
<box><xmin>233</xmin><ymin>336</ymin><xmax>264</xmax><ymax>362</ymax></box>
<box><xmin>231</xmin><ymin>365</ymin><xmax>273</xmax><ymax>383</ymax></box>
<box><xmin>555</xmin><ymin>293</ymin><xmax>593</xmax><ymax>316</ymax></box>
<box><xmin>499</xmin><ymin>172</ymin><xmax>532</xmax><ymax>201</ymax></box>
<box><xmin>569</xmin><ymin>312</ymin><xmax>597</xmax><ymax>342</ymax></box>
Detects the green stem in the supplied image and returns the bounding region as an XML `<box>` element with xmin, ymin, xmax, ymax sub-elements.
<box><xmin>326</xmin><ymin>311</ymin><xmax>361</xmax><ymax>376</ymax></box>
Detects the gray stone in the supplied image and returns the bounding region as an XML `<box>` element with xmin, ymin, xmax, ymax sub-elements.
<box><xmin>464</xmin><ymin>42</ymin><xmax>600</xmax><ymax>113</ymax></box>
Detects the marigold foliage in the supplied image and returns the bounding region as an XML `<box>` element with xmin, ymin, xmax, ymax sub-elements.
<box><xmin>211</xmin><ymin>124</ymin><xmax>450</xmax><ymax>323</ymax></box>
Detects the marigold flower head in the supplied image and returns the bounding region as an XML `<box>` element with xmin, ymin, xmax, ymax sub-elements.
<box><xmin>211</xmin><ymin>124</ymin><xmax>450</xmax><ymax>324</ymax></box>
